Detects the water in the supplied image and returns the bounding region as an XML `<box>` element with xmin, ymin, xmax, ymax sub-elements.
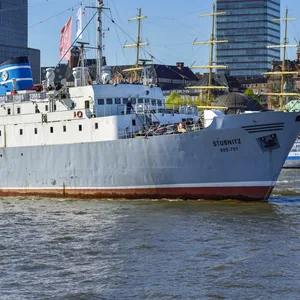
<box><xmin>1</xmin><ymin>170</ymin><xmax>300</xmax><ymax>299</ymax></box>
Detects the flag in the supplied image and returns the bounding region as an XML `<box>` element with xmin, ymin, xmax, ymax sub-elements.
<box><xmin>76</xmin><ymin>7</ymin><xmax>83</xmax><ymax>39</ymax></box>
<box><xmin>59</xmin><ymin>17</ymin><xmax>72</xmax><ymax>60</ymax></box>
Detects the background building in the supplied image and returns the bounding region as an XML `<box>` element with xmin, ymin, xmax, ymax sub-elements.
<box><xmin>216</xmin><ymin>0</ymin><xmax>280</xmax><ymax>77</ymax></box>
<box><xmin>0</xmin><ymin>0</ymin><xmax>40</xmax><ymax>83</ymax></box>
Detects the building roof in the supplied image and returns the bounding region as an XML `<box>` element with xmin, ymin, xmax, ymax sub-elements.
<box><xmin>285</xmin><ymin>100</ymin><xmax>300</xmax><ymax>112</ymax></box>
<box><xmin>216</xmin><ymin>92</ymin><xmax>263</xmax><ymax>113</ymax></box>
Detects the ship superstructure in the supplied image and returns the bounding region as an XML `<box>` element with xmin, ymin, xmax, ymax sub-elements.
<box><xmin>0</xmin><ymin>1</ymin><xmax>299</xmax><ymax>200</ymax></box>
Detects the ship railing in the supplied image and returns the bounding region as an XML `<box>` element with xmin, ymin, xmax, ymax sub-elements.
<box><xmin>118</xmin><ymin>122</ymin><xmax>203</xmax><ymax>139</ymax></box>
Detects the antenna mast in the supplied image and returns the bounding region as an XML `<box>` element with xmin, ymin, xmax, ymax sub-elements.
<box><xmin>263</xmin><ymin>8</ymin><xmax>298</xmax><ymax>109</ymax></box>
<box><xmin>86</xmin><ymin>0</ymin><xmax>107</xmax><ymax>83</ymax></box>
<box><xmin>187</xmin><ymin>3</ymin><xmax>228</xmax><ymax>100</ymax></box>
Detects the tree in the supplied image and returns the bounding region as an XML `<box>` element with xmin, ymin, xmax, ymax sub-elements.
<box><xmin>244</xmin><ymin>88</ymin><xmax>263</xmax><ymax>106</ymax></box>
<box><xmin>165</xmin><ymin>92</ymin><xmax>185</xmax><ymax>109</ymax></box>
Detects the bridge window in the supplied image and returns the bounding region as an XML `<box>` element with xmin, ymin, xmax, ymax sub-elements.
<box><xmin>63</xmin><ymin>125</ymin><xmax>66</xmax><ymax>132</ymax></box>
<box><xmin>50</xmin><ymin>127</ymin><xmax>53</xmax><ymax>133</ymax></box>
<box><xmin>138</xmin><ymin>99</ymin><xmax>143</xmax><ymax>104</ymax></box>
<box><xmin>132</xmin><ymin>119</ymin><xmax>136</xmax><ymax>126</ymax></box>
<box><xmin>106</xmin><ymin>98</ymin><xmax>113</xmax><ymax>105</ymax></box>
<box><xmin>151</xmin><ymin>100</ymin><xmax>156</xmax><ymax>105</ymax></box>
<box><xmin>98</xmin><ymin>99</ymin><xmax>104</xmax><ymax>105</ymax></box>
<box><xmin>145</xmin><ymin>99</ymin><xmax>149</xmax><ymax>104</ymax></box>
<box><xmin>122</xmin><ymin>98</ymin><xmax>128</xmax><ymax>104</ymax></box>
<box><xmin>131</xmin><ymin>99</ymin><xmax>136</xmax><ymax>104</ymax></box>
<box><xmin>115</xmin><ymin>98</ymin><xmax>121</xmax><ymax>104</ymax></box>
<box><xmin>95</xmin><ymin>123</ymin><xmax>98</xmax><ymax>129</ymax></box>
<box><xmin>17</xmin><ymin>107</ymin><xmax>21</xmax><ymax>114</ymax></box>
<box><xmin>158</xmin><ymin>100</ymin><xmax>162</xmax><ymax>106</ymax></box>
<box><xmin>7</xmin><ymin>108</ymin><xmax>11</xmax><ymax>115</ymax></box>
<box><xmin>34</xmin><ymin>128</ymin><xmax>38</xmax><ymax>134</ymax></box>
<box><xmin>54</xmin><ymin>105</ymin><xmax>57</xmax><ymax>111</ymax></box>
<box><xmin>79</xmin><ymin>125</ymin><xmax>82</xmax><ymax>131</ymax></box>
<box><xmin>45</xmin><ymin>105</ymin><xmax>48</xmax><ymax>111</ymax></box>
<box><xmin>20</xmin><ymin>129</ymin><xmax>23</xmax><ymax>135</ymax></box>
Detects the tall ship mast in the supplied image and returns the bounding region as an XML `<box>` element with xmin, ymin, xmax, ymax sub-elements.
<box><xmin>0</xmin><ymin>1</ymin><xmax>298</xmax><ymax>201</ymax></box>
<box><xmin>187</xmin><ymin>3</ymin><xmax>228</xmax><ymax>101</ymax></box>
<box><xmin>123</xmin><ymin>8</ymin><xmax>149</xmax><ymax>82</ymax></box>
<box><xmin>263</xmin><ymin>8</ymin><xmax>300</xmax><ymax>110</ymax></box>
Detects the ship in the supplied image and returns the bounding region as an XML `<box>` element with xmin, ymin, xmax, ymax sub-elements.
<box><xmin>283</xmin><ymin>136</ymin><xmax>300</xmax><ymax>168</ymax></box>
<box><xmin>0</xmin><ymin>0</ymin><xmax>299</xmax><ymax>201</ymax></box>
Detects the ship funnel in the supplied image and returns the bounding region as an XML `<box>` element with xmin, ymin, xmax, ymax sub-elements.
<box><xmin>0</xmin><ymin>56</ymin><xmax>34</xmax><ymax>95</ymax></box>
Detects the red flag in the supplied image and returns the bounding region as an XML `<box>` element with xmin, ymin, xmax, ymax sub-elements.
<box><xmin>59</xmin><ymin>17</ymin><xmax>72</xmax><ymax>60</ymax></box>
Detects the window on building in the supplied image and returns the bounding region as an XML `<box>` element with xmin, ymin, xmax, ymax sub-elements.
<box><xmin>45</xmin><ymin>105</ymin><xmax>48</xmax><ymax>111</ymax></box>
<box><xmin>95</xmin><ymin>123</ymin><xmax>98</xmax><ymax>129</ymax></box>
<box><xmin>17</xmin><ymin>107</ymin><xmax>21</xmax><ymax>114</ymax></box>
<box><xmin>98</xmin><ymin>99</ymin><xmax>104</xmax><ymax>105</ymax></box>
<box><xmin>34</xmin><ymin>128</ymin><xmax>38</xmax><ymax>134</ymax></box>
<box><xmin>85</xmin><ymin>101</ymin><xmax>90</xmax><ymax>109</ymax></box>
<box><xmin>115</xmin><ymin>98</ymin><xmax>121</xmax><ymax>104</ymax></box>
<box><xmin>132</xmin><ymin>119</ymin><xmax>136</xmax><ymax>126</ymax></box>
<box><xmin>122</xmin><ymin>98</ymin><xmax>128</xmax><ymax>104</ymax></box>
<box><xmin>50</xmin><ymin>127</ymin><xmax>53</xmax><ymax>133</ymax></box>
<box><xmin>7</xmin><ymin>108</ymin><xmax>11</xmax><ymax>115</ymax></box>
<box><xmin>151</xmin><ymin>100</ymin><xmax>156</xmax><ymax>105</ymax></box>
<box><xmin>20</xmin><ymin>129</ymin><xmax>23</xmax><ymax>135</ymax></box>
<box><xmin>106</xmin><ymin>98</ymin><xmax>113</xmax><ymax>105</ymax></box>
<box><xmin>157</xmin><ymin>100</ymin><xmax>162</xmax><ymax>106</ymax></box>
<box><xmin>138</xmin><ymin>99</ymin><xmax>143</xmax><ymax>104</ymax></box>
<box><xmin>63</xmin><ymin>125</ymin><xmax>66</xmax><ymax>132</ymax></box>
<box><xmin>79</xmin><ymin>125</ymin><xmax>82</xmax><ymax>131</ymax></box>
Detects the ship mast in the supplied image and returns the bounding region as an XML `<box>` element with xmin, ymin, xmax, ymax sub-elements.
<box><xmin>263</xmin><ymin>8</ymin><xmax>299</xmax><ymax>109</ymax></box>
<box><xmin>123</xmin><ymin>8</ymin><xmax>149</xmax><ymax>80</ymax></box>
<box><xmin>86</xmin><ymin>0</ymin><xmax>106</xmax><ymax>83</ymax></box>
<box><xmin>187</xmin><ymin>3</ymin><xmax>228</xmax><ymax>101</ymax></box>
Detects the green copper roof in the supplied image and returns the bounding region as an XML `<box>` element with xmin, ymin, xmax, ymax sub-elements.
<box><xmin>285</xmin><ymin>100</ymin><xmax>300</xmax><ymax>112</ymax></box>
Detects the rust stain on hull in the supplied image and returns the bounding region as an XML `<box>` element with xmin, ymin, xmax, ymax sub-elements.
<box><xmin>0</xmin><ymin>186</ymin><xmax>274</xmax><ymax>201</ymax></box>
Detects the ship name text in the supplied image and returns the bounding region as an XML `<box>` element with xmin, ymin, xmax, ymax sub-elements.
<box><xmin>213</xmin><ymin>138</ymin><xmax>241</xmax><ymax>153</ymax></box>
<box><xmin>213</xmin><ymin>139</ymin><xmax>241</xmax><ymax>147</ymax></box>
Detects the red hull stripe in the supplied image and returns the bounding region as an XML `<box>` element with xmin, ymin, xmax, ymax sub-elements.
<box><xmin>0</xmin><ymin>186</ymin><xmax>274</xmax><ymax>201</ymax></box>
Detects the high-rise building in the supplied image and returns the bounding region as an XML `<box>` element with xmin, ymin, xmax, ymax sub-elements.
<box><xmin>0</xmin><ymin>0</ymin><xmax>40</xmax><ymax>83</ymax></box>
<box><xmin>216</xmin><ymin>0</ymin><xmax>280</xmax><ymax>77</ymax></box>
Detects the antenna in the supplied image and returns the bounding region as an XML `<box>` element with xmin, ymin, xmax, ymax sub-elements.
<box><xmin>187</xmin><ymin>3</ymin><xmax>228</xmax><ymax>101</ymax></box>
<box><xmin>86</xmin><ymin>0</ymin><xmax>109</xmax><ymax>84</ymax></box>
<box><xmin>77</xmin><ymin>41</ymin><xmax>89</xmax><ymax>86</ymax></box>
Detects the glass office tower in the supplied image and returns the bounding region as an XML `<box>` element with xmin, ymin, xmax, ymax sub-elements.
<box><xmin>0</xmin><ymin>0</ymin><xmax>40</xmax><ymax>83</ymax></box>
<box><xmin>216</xmin><ymin>0</ymin><xmax>280</xmax><ymax>77</ymax></box>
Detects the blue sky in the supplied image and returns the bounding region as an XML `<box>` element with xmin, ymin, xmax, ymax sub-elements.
<box><xmin>28</xmin><ymin>0</ymin><xmax>300</xmax><ymax>69</ymax></box>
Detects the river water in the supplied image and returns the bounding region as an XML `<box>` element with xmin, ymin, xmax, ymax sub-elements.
<box><xmin>1</xmin><ymin>169</ymin><xmax>300</xmax><ymax>299</ymax></box>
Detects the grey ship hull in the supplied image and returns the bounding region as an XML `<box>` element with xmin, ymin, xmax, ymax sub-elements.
<box><xmin>1</xmin><ymin>112</ymin><xmax>299</xmax><ymax>200</ymax></box>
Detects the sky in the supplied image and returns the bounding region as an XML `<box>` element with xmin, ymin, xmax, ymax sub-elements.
<box><xmin>28</xmin><ymin>0</ymin><xmax>300</xmax><ymax>70</ymax></box>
